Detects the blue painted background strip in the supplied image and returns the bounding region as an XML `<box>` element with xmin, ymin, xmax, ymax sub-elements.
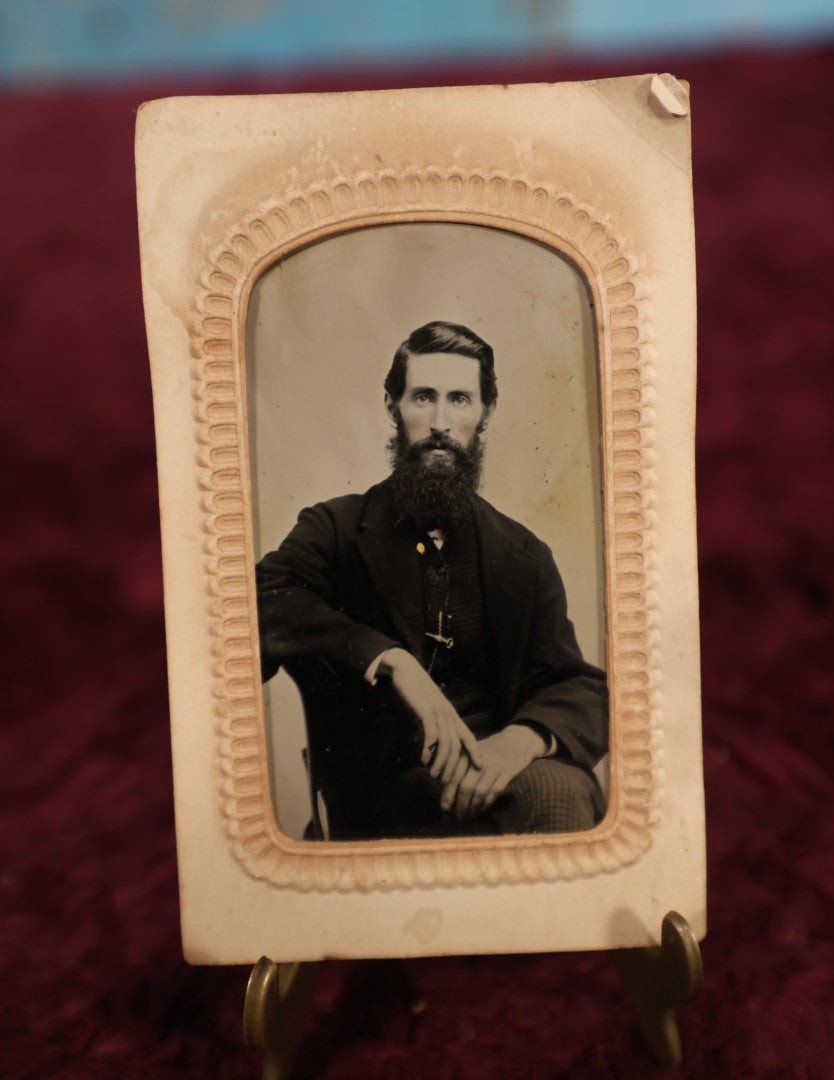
<box><xmin>1</xmin><ymin>0</ymin><xmax>833</xmax><ymax>83</ymax></box>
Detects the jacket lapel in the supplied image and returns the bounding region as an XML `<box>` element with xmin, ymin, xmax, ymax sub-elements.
<box><xmin>356</xmin><ymin>483</ymin><xmax>425</xmax><ymax>661</ymax></box>
<box><xmin>474</xmin><ymin>498</ymin><xmax>536</xmax><ymax>714</ymax></box>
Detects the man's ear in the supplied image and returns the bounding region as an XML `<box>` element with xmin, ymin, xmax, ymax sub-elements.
<box><xmin>384</xmin><ymin>391</ymin><xmax>397</xmax><ymax>421</ymax></box>
<box><xmin>480</xmin><ymin>403</ymin><xmax>496</xmax><ymax>432</ymax></box>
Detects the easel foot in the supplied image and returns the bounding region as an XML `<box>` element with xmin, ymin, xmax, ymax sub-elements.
<box><xmin>243</xmin><ymin>957</ymin><xmax>316</xmax><ymax>1080</ymax></box>
<box><xmin>612</xmin><ymin>911</ymin><xmax>703</xmax><ymax>1068</ymax></box>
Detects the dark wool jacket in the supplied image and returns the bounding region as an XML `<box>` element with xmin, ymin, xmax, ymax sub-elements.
<box><xmin>256</xmin><ymin>480</ymin><xmax>608</xmax><ymax>835</ymax></box>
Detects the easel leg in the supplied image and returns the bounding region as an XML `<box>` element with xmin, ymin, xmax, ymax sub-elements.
<box><xmin>612</xmin><ymin>911</ymin><xmax>703</xmax><ymax>1068</ymax></box>
<box><xmin>243</xmin><ymin>957</ymin><xmax>316</xmax><ymax>1080</ymax></box>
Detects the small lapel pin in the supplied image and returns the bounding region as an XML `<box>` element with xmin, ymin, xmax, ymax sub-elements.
<box><xmin>416</xmin><ymin>542</ymin><xmax>426</xmax><ymax>555</ymax></box>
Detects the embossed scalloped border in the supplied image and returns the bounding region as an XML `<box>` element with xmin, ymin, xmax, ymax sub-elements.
<box><xmin>191</xmin><ymin>169</ymin><xmax>662</xmax><ymax>891</ymax></box>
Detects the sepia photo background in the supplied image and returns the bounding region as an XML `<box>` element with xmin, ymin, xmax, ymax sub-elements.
<box><xmin>246</xmin><ymin>222</ymin><xmax>604</xmax><ymax>838</ymax></box>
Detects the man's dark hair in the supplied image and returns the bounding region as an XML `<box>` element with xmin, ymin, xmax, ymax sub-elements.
<box><xmin>384</xmin><ymin>320</ymin><xmax>498</xmax><ymax>408</ymax></box>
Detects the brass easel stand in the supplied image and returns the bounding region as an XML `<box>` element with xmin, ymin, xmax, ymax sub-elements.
<box><xmin>243</xmin><ymin>959</ymin><xmax>316</xmax><ymax>1080</ymax></box>
<box><xmin>243</xmin><ymin>911</ymin><xmax>702</xmax><ymax>1077</ymax></box>
<box><xmin>612</xmin><ymin>911</ymin><xmax>703</xmax><ymax>1068</ymax></box>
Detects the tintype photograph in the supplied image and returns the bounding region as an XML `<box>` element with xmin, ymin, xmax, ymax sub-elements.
<box><xmin>249</xmin><ymin>224</ymin><xmax>608</xmax><ymax>844</ymax></box>
<box><xmin>137</xmin><ymin>78</ymin><xmax>704</xmax><ymax>962</ymax></box>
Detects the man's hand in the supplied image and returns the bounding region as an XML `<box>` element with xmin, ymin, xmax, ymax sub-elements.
<box><xmin>377</xmin><ymin>648</ymin><xmax>483</xmax><ymax>780</ymax></box>
<box><xmin>441</xmin><ymin>725</ymin><xmax>549</xmax><ymax>818</ymax></box>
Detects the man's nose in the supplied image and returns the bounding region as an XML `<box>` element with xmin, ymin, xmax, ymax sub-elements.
<box><xmin>431</xmin><ymin>400</ymin><xmax>450</xmax><ymax>433</ymax></box>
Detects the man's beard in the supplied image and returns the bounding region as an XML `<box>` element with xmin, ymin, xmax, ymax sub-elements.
<box><xmin>388</xmin><ymin>420</ymin><xmax>485</xmax><ymax>531</ymax></box>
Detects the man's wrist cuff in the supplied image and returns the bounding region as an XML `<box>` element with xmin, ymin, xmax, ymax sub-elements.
<box><xmin>365</xmin><ymin>647</ymin><xmax>399</xmax><ymax>685</ymax></box>
<box><xmin>513</xmin><ymin>722</ymin><xmax>558</xmax><ymax>758</ymax></box>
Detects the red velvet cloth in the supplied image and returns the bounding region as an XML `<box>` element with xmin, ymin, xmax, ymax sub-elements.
<box><xmin>2</xmin><ymin>47</ymin><xmax>833</xmax><ymax>1077</ymax></box>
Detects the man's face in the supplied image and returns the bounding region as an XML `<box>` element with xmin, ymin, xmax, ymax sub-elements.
<box><xmin>387</xmin><ymin>352</ymin><xmax>491</xmax><ymax>470</ymax></box>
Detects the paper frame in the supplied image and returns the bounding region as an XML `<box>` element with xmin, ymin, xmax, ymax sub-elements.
<box><xmin>136</xmin><ymin>77</ymin><xmax>705</xmax><ymax>962</ymax></box>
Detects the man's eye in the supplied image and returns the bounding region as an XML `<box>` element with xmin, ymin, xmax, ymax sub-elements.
<box><xmin>413</xmin><ymin>392</ymin><xmax>432</xmax><ymax>404</ymax></box>
<box><xmin>450</xmin><ymin>394</ymin><xmax>471</xmax><ymax>406</ymax></box>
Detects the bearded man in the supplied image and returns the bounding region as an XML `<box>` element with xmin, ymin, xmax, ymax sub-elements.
<box><xmin>256</xmin><ymin>321</ymin><xmax>608</xmax><ymax>840</ymax></box>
